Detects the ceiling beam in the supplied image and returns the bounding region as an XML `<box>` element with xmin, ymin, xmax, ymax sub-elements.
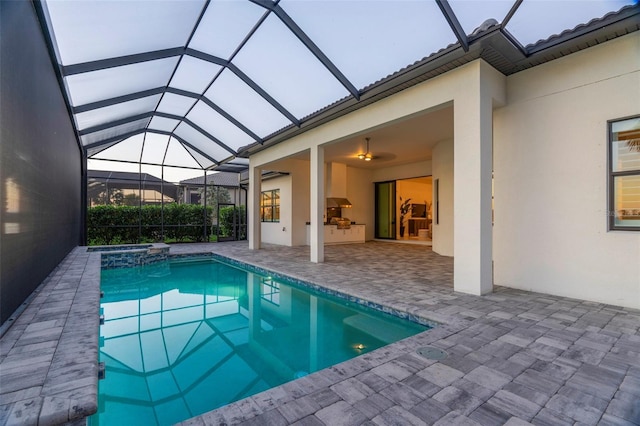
<box><xmin>83</xmin><ymin>130</ymin><xmax>145</xmax><ymax>150</ymax></box>
<box><xmin>78</xmin><ymin>112</ymin><xmax>153</xmax><ymax>136</ymax></box>
<box><xmin>435</xmin><ymin>0</ymin><xmax>469</xmax><ymax>52</ymax></box>
<box><xmin>62</xmin><ymin>47</ymin><xmax>184</xmax><ymax>76</ymax></box>
<box><xmin>73</xmin><ymin>87</ymin><xmax>166</xmax><ymax>114</ymax></box>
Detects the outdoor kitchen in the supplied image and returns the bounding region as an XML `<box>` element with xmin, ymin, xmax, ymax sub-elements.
<box><xmin>305</xmin><ymin>163</ymin><xmax>366</xmax><ymax>245</ymax></box>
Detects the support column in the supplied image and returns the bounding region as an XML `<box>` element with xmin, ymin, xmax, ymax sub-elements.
<box><xmin>247</xmin><ymin>272</ymin><xmax>261</xmax><ymax>341</ymax></box>
<box><xmin>453</xmin><ymin>65</ymin><xmax>496</xmax><ymax>295</ymax></box>
<box><xmin>310</xmin><ymin>145</ymin><xmax>324</xmax><ymax>263</ymax></box>
<box><xmin>248</xmin><ymin>165</ymin><xmax>261</xmax><ymax>250</ymax></box>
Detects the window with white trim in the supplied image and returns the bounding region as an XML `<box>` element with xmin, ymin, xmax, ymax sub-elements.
<box><xmin>609</xmin><ymin>116</ymin><xmax>640</xmax><ymax>230</ymax></box>
<box><xmin>260</xmin><ymin>189</ymin><xmax>280</xmax><ymax>222</ymax></box>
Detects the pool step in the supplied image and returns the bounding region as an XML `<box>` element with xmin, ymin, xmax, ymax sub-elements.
<box><xmin>343</xmin><ymin>314</ymin><xmax>413</xmax><ymax>344</ymax></box>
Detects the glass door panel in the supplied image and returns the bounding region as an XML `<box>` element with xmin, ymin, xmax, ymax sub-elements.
<box><xmin>375</xmin><ymin>181</ymin><xmax>395</xmax><ymax>239</ymax></box>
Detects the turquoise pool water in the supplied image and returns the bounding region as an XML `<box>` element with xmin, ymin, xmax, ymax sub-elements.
<box><xmin>91</xmin><ymin>258</ymin><xmax>430</xmax><ymax>425</ymax></box>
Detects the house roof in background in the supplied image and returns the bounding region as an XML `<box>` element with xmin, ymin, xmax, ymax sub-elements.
<box><xmin>179</xmin><ymin>171</ymin><xmax>240</xmax><ymax>187</ymax></box>
<box><xmin>87</xmin><ymin>170</ymin><xmax>179</xmax><ymax>198</ymax></box>
<box><xmin>88</xmin><ymin>170</ymin><xmax>176</xmax><ymax>186</ymax></box>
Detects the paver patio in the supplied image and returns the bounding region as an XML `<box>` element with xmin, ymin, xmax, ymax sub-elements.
<box><xmin>172</xmin><ymin>242</ymin><xmax>640</xmax><ymax>426</ymax></box>
<box><xmin>0</xmin><ymin>241</ymin><xmax>638</xmax><ymax>425</ymax></box>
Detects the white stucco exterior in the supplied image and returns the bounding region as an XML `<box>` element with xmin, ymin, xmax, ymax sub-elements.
<box><xmin>247</xmin><ymin>33</ymin><xmax>640</xmax><ymax>309</ymax></box>
<box><xmin>493</xmin><ymin>33</ymin><xmax>640</xmax><ymax>308</ymax></box>
<box><xmin>258</xmin><ymin>159</ymin><xmax>311</xmax><ymax>247</ymax></box>
<box><xmin>432</xmin><ymin>139</ymin><xmax>454</xmax><ymax>257</ymax></box>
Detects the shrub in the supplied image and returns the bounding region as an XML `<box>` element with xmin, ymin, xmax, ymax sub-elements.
<box><xmin>218</xmin><ymin>205</ymin><xmax>246</xmax><ymax>239</ymax></box>
<box><xmin>87</xmin><ymin>204</ymin><xmax>213</xmax><ymax>245</ymax></box>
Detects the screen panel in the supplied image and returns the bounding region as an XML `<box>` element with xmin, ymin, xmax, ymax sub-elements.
<box><xmin>187</xmin><ymin>101</ymin><xmax>254</xmax><ymax>151</ymax></box>
<box><xmin>80</xmin><ymin>118</ymin><xmax>149</xmax><ymax>146</ymax></box>
<box><xmin>174</xmin><ymin>122</ymin><xmax>235</xmax><ymax>162</ymax></box>
<box><xmin>141</xmin><ymin>133</ymin><xmax>171</xmax><ymax>165</ymax></box>
<box><xmin>188</xmin><ymin>0</ymin><xmax>265</xmax><ymax>60</ymax></box>
<box><xmin>448</xmin><ymin>1</ymin><xmax>517</xmax><ymax>35</ymax></box>
<box><xmin>183</xmin><ymin>145</ymin><xmax>216</xmax><ymax>170</ymax></box>
<box><xmin>45</xmin><ymin>0</ymin><xmax>204</xmax><ymax>65</ymax></box>
<box><xmin>66</xmin><ymin>57</ymin><xmax>179</xmax><ymax>106</ymax></box>
<box><xmin>75</xmin><ymin>95</ymin><xmax>161</xmax><ymax>131</ymax></box>
<box><xmin>169</xmin><ymin>56</ymin><xmax>222</xmax><ymax>94</ymax></box>
<box><xmin>281</xmin><ymin>0</ymin><xmax>456</xmax><ymax>90</ymax></box>
<box><xmin>156</xmin><ymin>93</ymin><xmax>197</xmax><ymax>117</ymax></box>
<box><xmin>163</xmin><ymin>137</ymin><xmax>203</xmax><ymax>168</ymax></box>
<box><xmin>148</xmin><ymin>116</ymin><xmax>181</xmax><ymax>133</ymax></box>
<box><xmin>232</xmin><ymin>14</ymin><xmax>350</xmax><ymax>118</ymax></box>
<box><xmin>205</xmin><ymin>69</ymin><xmax>291</xmax><ymax>138</ymax></box>
<box><xmin>93</xmin><ymin>134</ymin><xmax>145</xmax><ymax>162</ymax></box>
<box><xmin>506</xmin><ymin>0</ymin><xmax>633</xmax><ymax>47</ymax></box>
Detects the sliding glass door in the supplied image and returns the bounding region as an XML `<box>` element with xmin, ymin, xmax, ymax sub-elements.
<box><xmin>375</xmin><ymin>181</ymin><xmax>396</xmax><ymax>239</ymax></box>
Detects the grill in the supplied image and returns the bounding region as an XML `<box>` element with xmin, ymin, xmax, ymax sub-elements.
<box><xmin>330</xmin><ymin>217</ymin><xmax>351</xmax><ymax>229</ymax></box>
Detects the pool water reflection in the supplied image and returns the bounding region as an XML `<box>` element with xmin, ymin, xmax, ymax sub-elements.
<box><xmin>91</xmin><ymin>259</ymin><xmax>429</xmax><ymax>426</ymax></box>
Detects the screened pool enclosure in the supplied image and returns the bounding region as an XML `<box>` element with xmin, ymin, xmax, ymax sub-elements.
<box><xmin>33</xmin><ymin>0</ymin><xmax>637</xmax><ymax>245</ymax></box>
<box><xmin>1</xmin><ymin>0</ymin><xmax>639</xmax><ymax>423</ymax></box>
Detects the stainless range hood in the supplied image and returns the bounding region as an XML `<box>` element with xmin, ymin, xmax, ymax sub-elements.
<box><xmin>326</xmin><ymin>198</ymin><xmax>352</xmax><ymax>208</ymax></box>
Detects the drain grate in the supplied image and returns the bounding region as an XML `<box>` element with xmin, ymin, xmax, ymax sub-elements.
<box><xmin>416</xmin><ymin>346</ymin><xmax>448</xmax><ymax>360</ymax></box>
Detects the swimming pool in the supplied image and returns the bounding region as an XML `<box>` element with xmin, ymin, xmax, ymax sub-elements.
<box><xmin>91</xmin><ymin>257</ymin><xmax>430</xmax><ymax>425</ymax></box>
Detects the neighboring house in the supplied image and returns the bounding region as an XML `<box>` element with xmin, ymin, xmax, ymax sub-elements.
<box><xmin>87</xmin><ymin>170</ymin><xmax>178</xmax><ymax>206</ymax></box>
<box><xmin>179</xmin><ymin>172</ymin><xmax>244</xmax><ymax>207</ymax></box>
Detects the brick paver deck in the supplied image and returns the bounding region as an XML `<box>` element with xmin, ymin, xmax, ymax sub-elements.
<box><xmin>1</xmin><ymin>241</ymin><xmax>638</xmax><ymax>425</ymax></box>
<box><xmin>173</xmin><ymin>242</ymin><xmax>640</xmax><ymax>426</ymax></box>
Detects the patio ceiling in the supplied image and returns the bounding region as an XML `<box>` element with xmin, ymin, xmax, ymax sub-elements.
<box><xmin>36</xmin><ymin>0</ymin><xmax>638</xmax><ymax>171</ymax></box>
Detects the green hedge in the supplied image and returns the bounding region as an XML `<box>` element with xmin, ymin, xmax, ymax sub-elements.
<box><xmin>87</xmin><ymin>204</ymin><xmax>213</xmax><ymax>245</ymax></box>
<box><xmin>219</xmin><ymin>205</ymin><xmax>246</xmax><ymax>239</ymax></box>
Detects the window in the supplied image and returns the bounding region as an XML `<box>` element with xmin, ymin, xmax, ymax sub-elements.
<box><xmin>261</xmin><ymin>277</ymin><xmax>280</xmax><ymax>305</ymax></box>
<box><xmin>261</xmin><ymin>189</ymin><xmax>280</xmax><ymax>222</ymax></box>
<box><xmin>609</xmin><ymin>116</ymin><xmax>640</xmax><ymax>230</ymax></box>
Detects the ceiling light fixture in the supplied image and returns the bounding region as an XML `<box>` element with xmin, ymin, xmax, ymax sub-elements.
<box><xmin>359</xmin><ymin>137</ymin><xmax>373</xmax><ymax>161</ymax></box>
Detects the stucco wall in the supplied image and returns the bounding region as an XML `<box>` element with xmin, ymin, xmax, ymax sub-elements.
<box><xmin>432</xmin><ymin>139</ymin><xmax>454</xmax><ymax>256</ymax></box>
<box><xmin>345</xmin><ymin>166</ymin><xmax>374</xmax><ymax>240</ymax></box>
<box><xmin>0</xmin><ymin>1</ymin><xmax>82</xmax><ymax>324</ymax></box>
<box><xmin>260</xmin><ymin>175</ymin><xmax>291</xmax><ymax>246</ymax></box>
<box><xmin>290</xmin><ymin>160</ymin><xmax>311</xmax><ymax>246</ymax></box>
<box><xmin>372</xmin><ymin>161</ymin><xmax>432</xmax><ymax>183</ymax></box>
<box><xmin>260</xmin><ymin>159</ymin><xmax>311</xmax><ymax>246</ymax></box>
<box><xmin>493</xmin><ymin>33</ymin><xmax>640</xmax><ymax>308</ymax></box>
